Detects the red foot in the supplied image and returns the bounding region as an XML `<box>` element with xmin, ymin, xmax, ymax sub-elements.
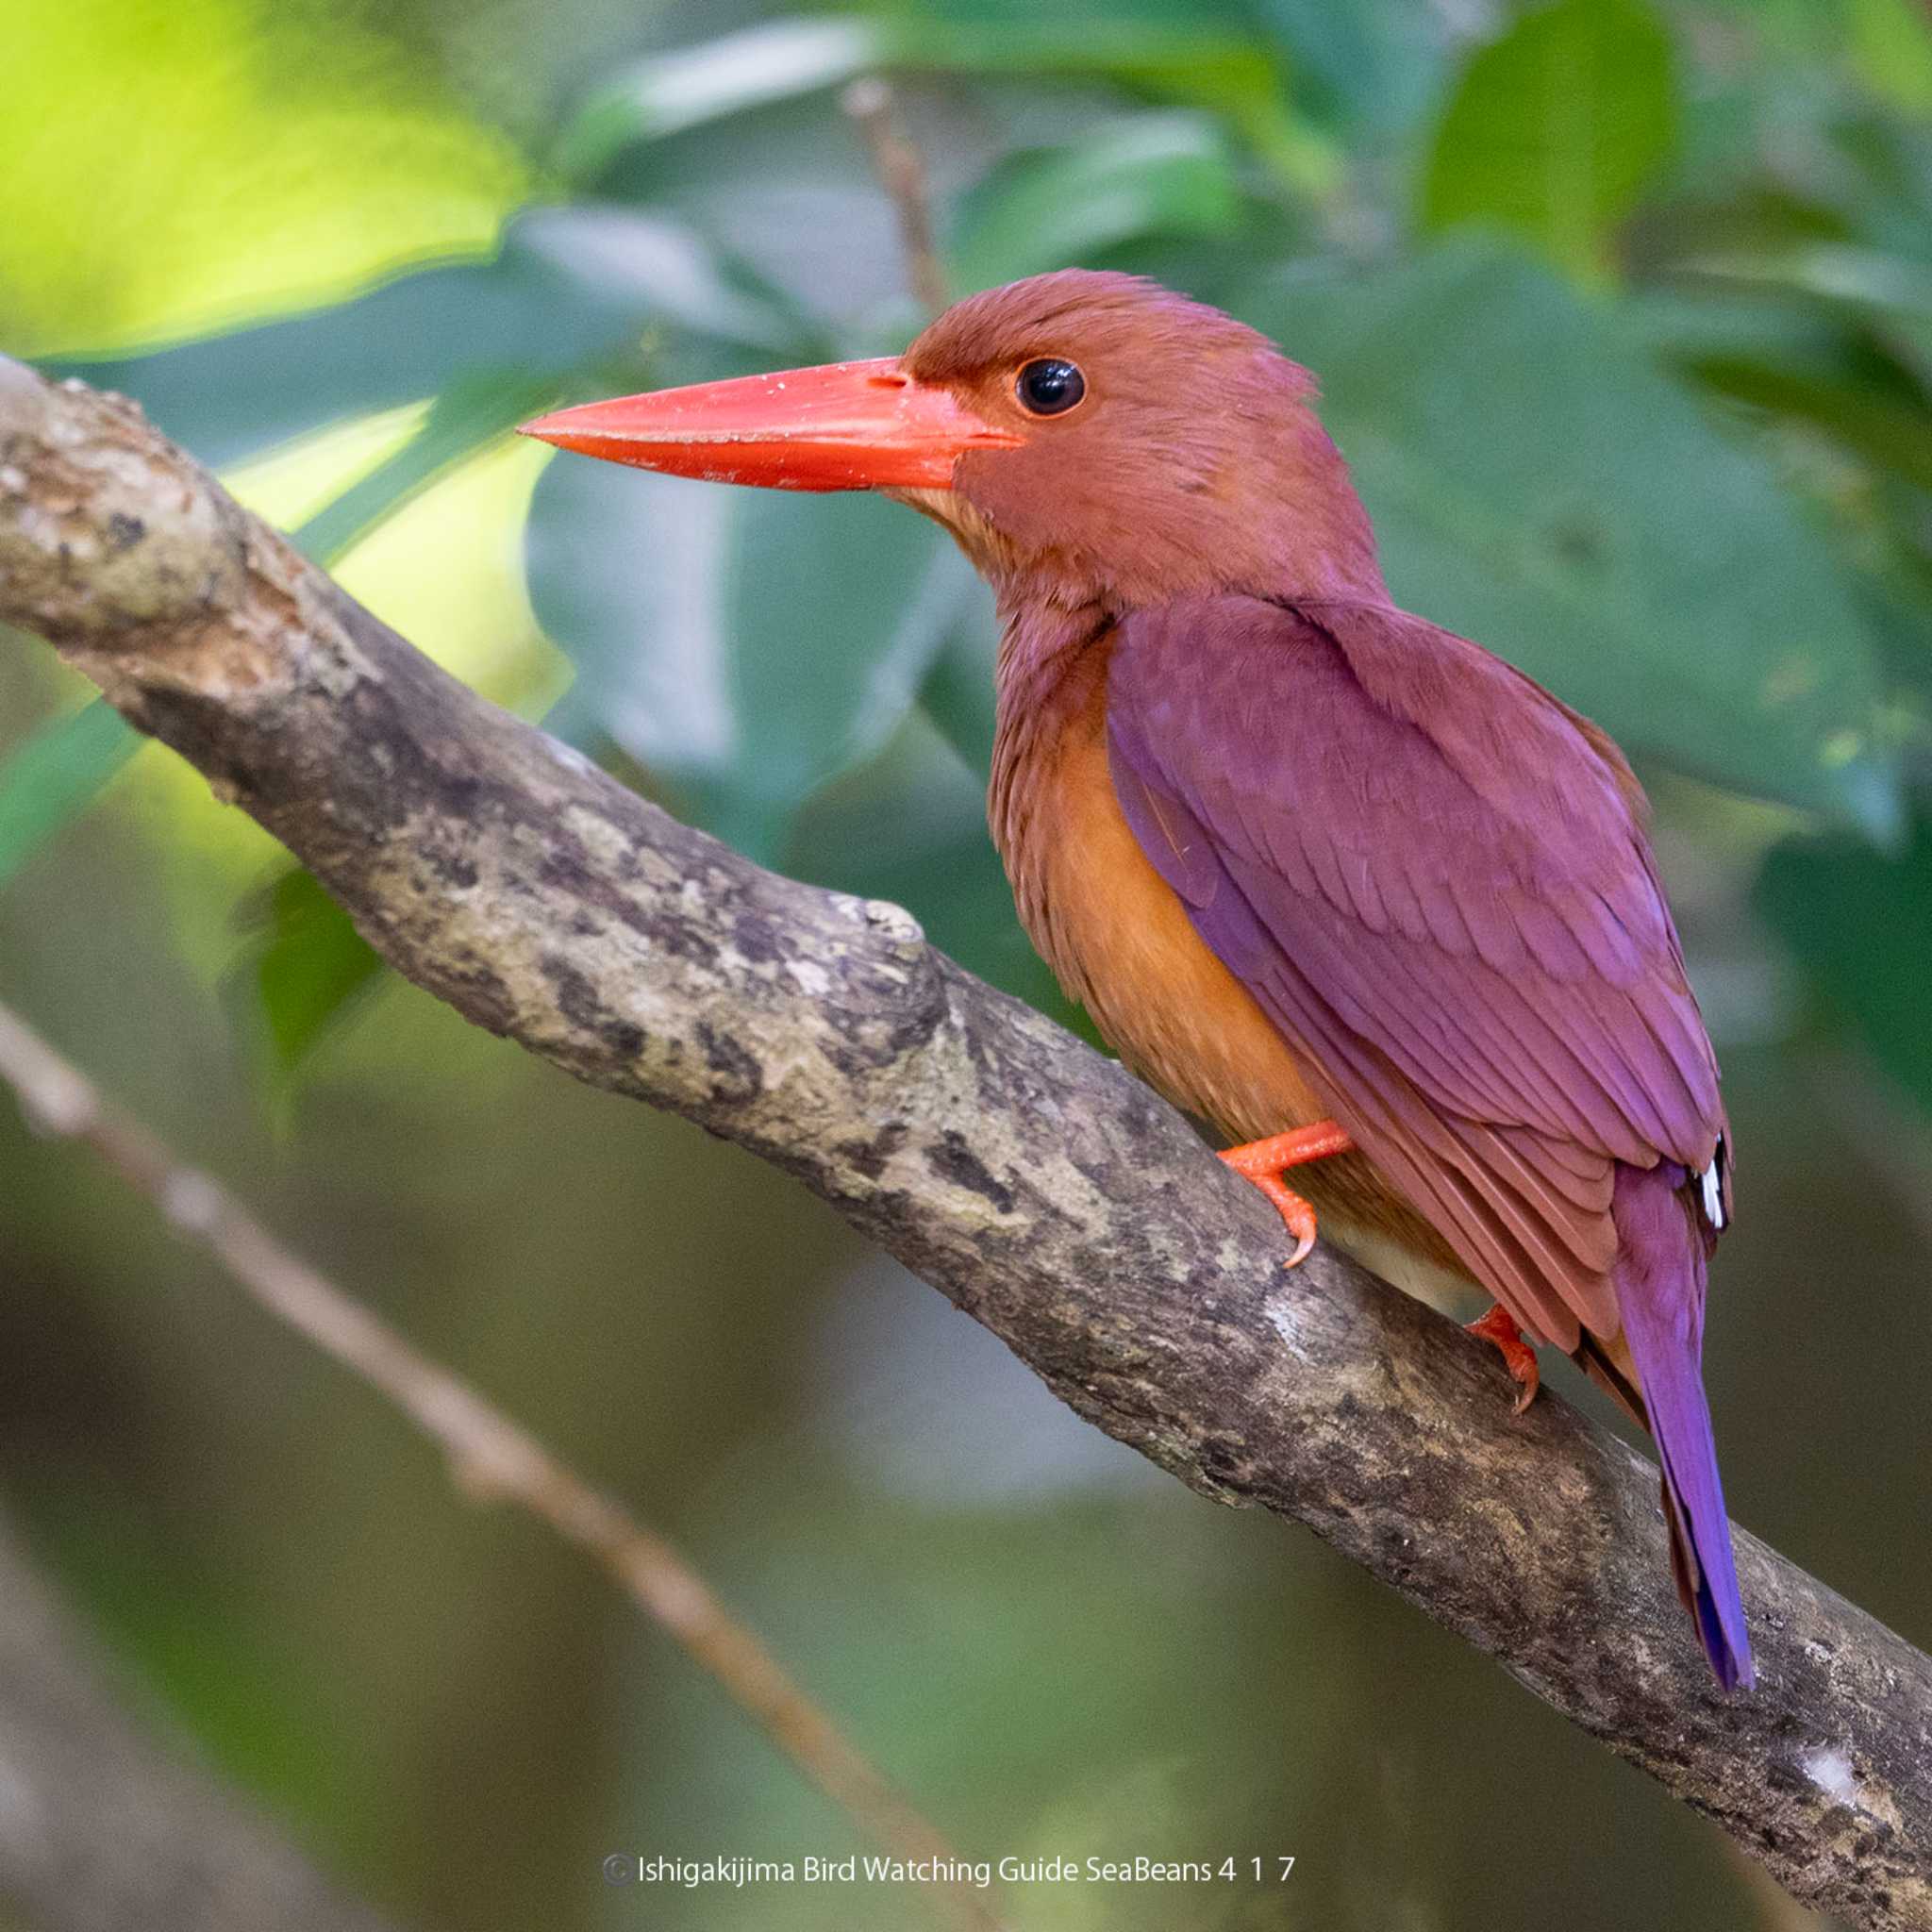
<box><xmin>1219</xmin><ymin>1122</ymin><xmax>1354</xmax><ymax>1269</ymax></box>
<box><xmin>1467</xmin><ymin>1303</ymin><xmax>1541</xmax><ymax>1412</ymax></box>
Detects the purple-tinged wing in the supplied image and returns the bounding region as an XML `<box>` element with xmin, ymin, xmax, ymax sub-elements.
<box><xmin>1105</xmin><ymin>594</ymin><xmax>1726</xmax><ymax>1350</ymax></box>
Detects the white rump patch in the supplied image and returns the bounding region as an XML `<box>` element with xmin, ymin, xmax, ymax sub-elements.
<box><xmin>1700</xmin><ymin>1152</ymin><xmax>1725</xmax><ymax>1230</ymax></box>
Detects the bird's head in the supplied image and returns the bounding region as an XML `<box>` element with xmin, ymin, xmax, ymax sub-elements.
<box><xmin>520</xmin><ymin>270</ymin><xmax>1383</xmax><ymax>609</ymax></box>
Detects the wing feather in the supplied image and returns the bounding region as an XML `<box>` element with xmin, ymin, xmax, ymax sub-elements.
<box><xmin>1106</xmin><ymin>595</ymin><xmax>1724</xmax><ymax>1345</ymax></box>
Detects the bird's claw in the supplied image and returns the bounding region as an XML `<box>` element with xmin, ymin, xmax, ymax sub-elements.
<box><xmin>1467</xmin><ymin>1303</ymin><xmax>1541</xmax><ymax>1412</ymax></box>
<box><xmin>1219</xmin><ymin>1126</ymin><xmax>1353</xmax><ymax>1268</ymax></box>
<box><xmin>1235</xmin><ymin>1167</ymin><xmax>1319</xmax><ymax>1267</ymax></box>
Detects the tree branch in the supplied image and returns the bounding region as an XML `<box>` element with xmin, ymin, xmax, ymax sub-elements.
<box><xmin>3</xmin><ymin>358</ymin><xmax>1928</xmax><ymax>1929</ymax></box>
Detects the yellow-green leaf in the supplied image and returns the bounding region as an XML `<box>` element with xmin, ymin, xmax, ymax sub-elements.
<box><xmin>1420</xmin><ymin>0</ymin><xmax>1677</xmax><ymax>287</ymax></box>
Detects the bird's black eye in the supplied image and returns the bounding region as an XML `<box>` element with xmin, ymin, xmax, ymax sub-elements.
<box><xmin>1015</xmin><ymin>358</ymin><xmax>1086</xmax><ymax>417</ymax></box>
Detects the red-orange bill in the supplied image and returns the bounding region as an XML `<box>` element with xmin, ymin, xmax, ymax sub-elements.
<box><xmin>517</xmin><ymin>358</ymin><xmax>1020</xmax><ymax>491</ymax></box>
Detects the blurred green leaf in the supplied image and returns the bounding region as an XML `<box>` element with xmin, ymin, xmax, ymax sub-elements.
<box><xmin>525</xmin><ymin>458</ymin><xmax>974</xmax><ymax>857</ymax></box>
<box><xmin>1848</xmin><ymin>0</ymin><xmax>1932</xmax><ymax>117</ymax></box>
<box><xmin>1684</xmin><ymin>242</ymin><xmax>1932</xmax><ymax>317</ymax></box>
<box><xmin>787</xmin><ymin>713</ymin><xmax>1083</xmax><ymax>1025</ymax></box>
<box><xmin>909</xmin><ymin>17</ymin><xmax>1310</xmax><ymax>185</ymax></box>
<box><xmin>555</xmin><ymin>18</ymin><xmax>883</xmax><ymax>171</ymax></box>
<box><xmin>1622</xmin><ymin>287</ymin><xmax>1856</xmax><ymax>370</ymax></box>
<box><xmin>1678</xmin><ymin>242</ymin><xmax>1932</xmax><ymax>370</ymax></box>
<box><xmin>573</xmin><ymin>89</ymin><xmax>943</xmax><ymax>341</ymax></box>
<box><xmin>291</xmin><ymin>365</ymin><xmax>561</xmax><ymax>566</ymax></box>
<box><xmin>245</xmin><ymin>866</ymin><xmax>385</xmax><ymax>1079</ymax></box>
<box><xmin>1241</xmin><ymin>244</ymin><xmax>1897</xmax><ymax>830</ymax></box>
<box><xmin>1252</xmin><ymin>0</ymin><xmax>1450</xmax><ymax>136</ymax></box>
<box><xmin>918</xmin><ymin>611</ymin><xmax>999</xmax><ymax>781</ymax></box>
<box><xmin>50</xmin><ymin>208</ymin><xmax>791</xmax><ymax>465</ymax></box>
<box><xmin>1756</xmin><ymin>812</ymin><xmax>1932</xmax><ymax>1113</ymax></box>
<box><xmin>1845</xmin><ymin>542</ymin><xmax>1932</xmax><ymax>703</ymax></box>
<box><xmin>1420</xmin><ymin>0</ymin><xmax>1678</xmax><ymax>286</ymax></box>
<box><xmin>1626</xmin><ymin>180</ymin><xmax>1855</xmax><ymax>295</ymax></box>
<box><xmin>1759</xmin><ymin>116</ymin><xmax>1932</xmax><ymax>365</ymax></box>
<box><xmin>0</xmin><ymin>699</ymin><xmax>141</xmax><ymax>891</ymax></box>
<box><xmin>558</xmin><ymin>15</ymin><xmax>1325</xmax><ymax>192</ymax></box>
<box><xmin>1679</xmin><ymin>352</ymin><xmax>1932</xmax><ymax>493</ymax></box>
<box><xmin>947</xmin><ymin>113</ymin><xmax>1241</xmax><ymax>292</ymax></box>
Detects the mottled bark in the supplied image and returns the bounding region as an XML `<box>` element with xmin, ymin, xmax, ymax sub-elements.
<box><xmin>2</xmin><ymin>358</ymin><xmax>1928</xmax><ymax>1929</ymax></box>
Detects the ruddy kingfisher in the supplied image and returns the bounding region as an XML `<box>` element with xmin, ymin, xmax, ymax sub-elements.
<box><xmin>521</xmin><ymin>270</ymin><xmax>1753</xmax><ymax>1690</ymax></box>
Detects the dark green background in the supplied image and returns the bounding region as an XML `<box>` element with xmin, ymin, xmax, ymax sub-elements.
<box><xmin>4</xmin><ymin>0</ymin><xmax>1931</xmax><ymax>1925</ymax></box>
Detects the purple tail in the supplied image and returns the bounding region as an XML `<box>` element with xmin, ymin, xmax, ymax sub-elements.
<box><xmin>1612</xmin><ymin>1162</ymin><xmax>1754</xmax><ymax>1691</ymax></box>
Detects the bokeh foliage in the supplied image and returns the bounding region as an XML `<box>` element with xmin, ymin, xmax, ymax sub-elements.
<box><xmin>5</xmin><ymin>1</ymin><xmax>1932</xmax><ymax>1928</ymax></box>
<box><xmin>29</xmin><ymin>0</ymin><xmax>1932</xmax><ymax>1064</ymax></box>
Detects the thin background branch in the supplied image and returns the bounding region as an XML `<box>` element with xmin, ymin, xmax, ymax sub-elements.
<box><xmin>0</xmin><ymin>1000</ymin><xmax>1008</xmax><ymax>1932</ymax></box>
<box><xmin>843</xmin><ymin>76</ymin><xmax>950</xmax><ymax>317</ymax></box>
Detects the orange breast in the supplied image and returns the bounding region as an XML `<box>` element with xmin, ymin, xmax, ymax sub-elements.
<box><xmin>990</xmin><ymin>631</ymin><xmax>1473</xmax><ymax>1292</ymax></box>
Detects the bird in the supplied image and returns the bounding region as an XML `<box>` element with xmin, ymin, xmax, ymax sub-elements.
<box><xmin>520</xmin><ymin>269</ymin><xmax>1753</xmax><ymax>1690</ymax></box>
